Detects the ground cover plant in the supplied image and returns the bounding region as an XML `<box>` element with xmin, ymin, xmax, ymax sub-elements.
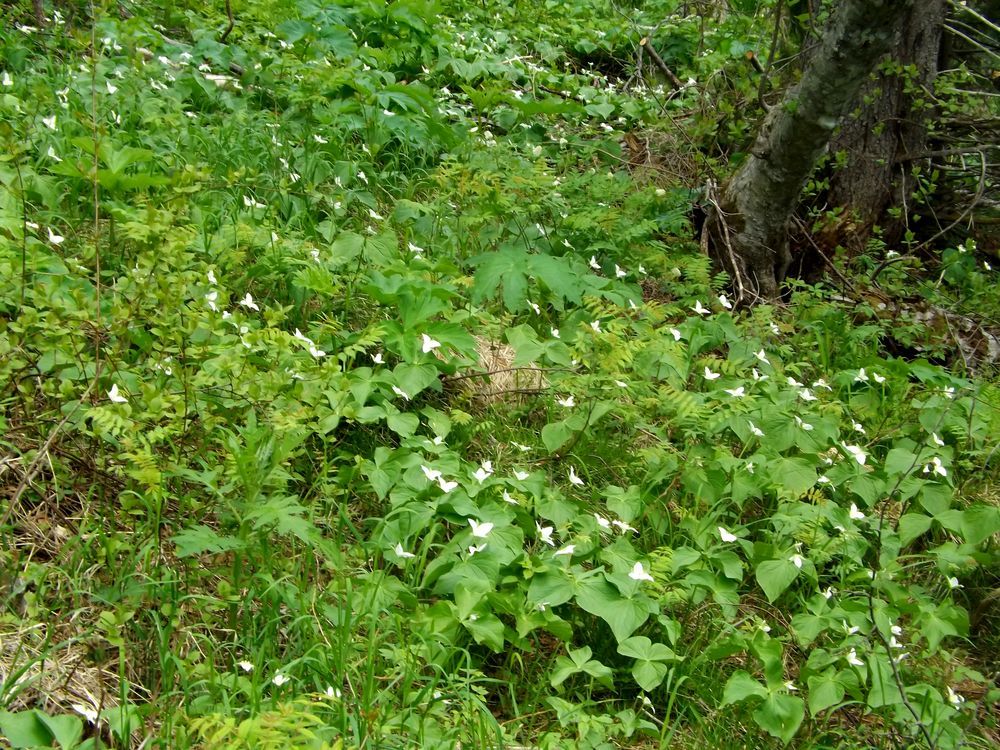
<box><xmin>1</xmin><ymin>0</ymin><xmax>999</xmax><ymax>748</ymax></box>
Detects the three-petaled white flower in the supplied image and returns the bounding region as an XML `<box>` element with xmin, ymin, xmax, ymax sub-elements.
<box><xmin>669</xmin><ymin>328</ymin><xmax>682</xmax><ymax>341</ymax></box>
<box><xmin>932</xmin><ymin>432</ymin><xmax>945</xmax><ymax>447</ymax></box>
<box><xmin>755</xmin><ymin>349</ymin><xmax>769</xmax><ymax>364</ymax></box>
<box><xmin>629</xmin><ymin>562</ymin><xmax>654</xmax><ymax>582</ymax></box>
<box><xmin>615</xmin><ymin>265</ymin><xmax>627</xmax><ymax>278</ymax></box>
<box><xmin>42</xmin><ymin>114</ymin><xmax>57</xmax><ymax>130</ymax></box>
<box><xmin>844</xmin><ymin>445</ymin><xmax>867</xmax><ymax>466</ymax></box>
<box><xmin>513</xmin><ymin>470</ymin><xmax>530</xmax><ymax>481</ymax></box>
<box><xmin>556</xmin><ymin>395</ymin><xmax>575</xmax><ymax>408</ymax></box>
<box><xmin>794</xmin><ymin>416</ymin><xmax>813</xmax><ymax>431</ymax></box>
<box><xmin>724</xmin><ymin>386</ymin><xmax>745</xmax><ymax>398</ymax></box>
<box><xmin>849</xmin><ymin>503</ymin><xmax>865</xmax><ymax>520</ymax></box>
<box><xmin>554</xmin><ymin>544</ymin><xmax>575</xmax><ymax>557</ymax></box>
<box><xmin>536</xmin><ymin>523</ymin><xmax>555</xmax><ymax>546</ymax></box>
<box><xmin>704</xmin><ymin>367</ymin><xmax>721</xmax><ymax>381</ymax></box>
<box><xmin>718</xmin><ymin>294</ymin><xmax>732</xmax><ymax>310</ymax></box>
<box><xmin>799</xmin><ymin>389</ymin><xmax>817</xmax><ymax>402</ymax></box>
<box><xmin>568</xmin><ymin>466</ymin><xmax>584</xmax><ymax>486</ymax></box>
<box><xmin>594</xmin><ymin>513</ymin><xmax>611</xmax><ymax>530</ymax></box>
<box><xmin>948</xmin><ymin>576</ymin><xmax>962</xmax><ymax>589</ymax></box>
<box><xmin>421</xmin><ymin>465</ymin><xmax>442</xmax><ymax>482</ymax></box>
<box><xmin>421</xmin><ymin>333</ymin><xmax>441</xmax><ymax>353</ymax></box>
<box><xmin>551</xmin><ymin>328</ymin><xmax>560</xmax><ymax>338</ymax></box>
<box><xmin>923</xmin><ymin>457</ymin><xmax>947</xmax><ymax>477</ymax></box>
<box><xmin>748</xmin><ymin>421</ymin><xmax>764</xmax><ymax>437</ymax></box>
<box><xmin>590</xmin><ymin>320</ymin><xmax>602</xmax><ymax>333</ymax></box>
<box><xmin>272</xmin><ymin>673</ymin><xmax>290</xmax><ymax>687</ymax></box>
<box><xmin>846</xmin><ymin>648</ymin><xmax>864</xmax><ymax>667</ymax></box>
<box><xmin>718</xmin><ymin>526</ymin><xmax>738</xmax><ymax>543</ymax></box>
<box><xmin>947</xmin><ymin>686</ymin><xmax>965</xmax><ymax>706</ymax></box>
<box><xmin>589</xmin><ymin>256</ymin><xmax>601</xmax><ymax>271</ymax></box>
<box><xmin>789</xmin><ymin>554</ymin><xmax>804</xmax><ymax>569</ymax></box>
<box><xmin>438</xmin><ymin>477</ymin><xmax>457</xmax><ymax>493</ymax></box>
<box><xmin>393</xmin><ymin>542</ymin><xmax>416</xmax><ymax>559</ymax></box>
<box><xmin>853</xmin><ymin>421</ymin><xmax>865</xmax><ymax>434</ymax></box>
<box><xmin>239</xmin><ymin>293</ymin><xmax>259</xmax><ymax>311</ymax></box>
<box><xmin>48</xmin><ymin>227</ymin><xmax>64</xmax><ymax>245</ymax></box>
<box><xmin>468</xmin><ymin>519</ymin><xmax>493</xmax><ymax>538</ymax></box>
<box><xmin>238</xmin><ymin>661</ymin><xmax>254</xmax><ymax>672</ymax></box>
<box><xmin>692</xmin><ymin>300</ymin><xmax>710</xmax><ymax>315</ymax></box>
<box><xmin>855</xmin><ymin>368</ymin><xmax>869</xmax><ymax>383</ymax></box>
<box><xmin>108</xmin><ymin>383</ymin><xmax>128</xmax><ymax>403</ymax></box>
<box><xmin>612</xmin><ymin>519</ymin><xmax>637</xmax><ymax>534</ymax></box>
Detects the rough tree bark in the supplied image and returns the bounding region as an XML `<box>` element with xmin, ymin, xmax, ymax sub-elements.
<box><xmin>821</xmin><ymin>0</ymin><xmax>947</xmax><ymax>251</ymax></box>
<box><xmin>707</xmin><ymin>0</ymin><xmax>915</xmax><ymax>302</ymax></box>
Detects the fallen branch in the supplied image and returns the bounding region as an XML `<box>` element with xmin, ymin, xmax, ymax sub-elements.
<box><xmin>638</xmin><ymin>38</ymin><xmax>683</xmax><ymax>90</ymax></box>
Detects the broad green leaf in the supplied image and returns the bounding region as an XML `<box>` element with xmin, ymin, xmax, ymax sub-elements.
<box><xmin>37</xmin><ymin>711</ymin><xmax>84</xmax><ymax>749</ymax></box>
<box><xmin>616</xmin><ymin>636</ymin><xmax>677</xmax><ymax>662</ymax></box>
<box><xmin>387</xmin><ymin>411</ymin><xmax>419</xmax><ymax>437</ymax></box>
<box><xmin>769</xmin><ymin>457</ymin><xmax>816</xmax><ymax>498</ymax></box>
<box><xmin>632</xmin><ymin>659</ymin><xmax>669</xmax><ymax>692</ymax></box>
<box><xmin>0</xmin><ymin>710</ymin><xmax>52</xmax><ymax>748</ymax></box>
<box><xmin>721</xmin><ymin>671</ymin><xmax>767</xmax><ymax>705</ymax></box>
<box><xmin>505</xmin><ymin>325</ymin><xmax>546</xmax><ymax>365</ymax></box>
<box><xmin>807</xmin><ymin>673</ymin><xmax>845</xmax><ymax>715</ymax></box>
<box><xmin>541</xmin><ymin>421</ymin><xmax>573</xmax><ymax>453</ymax></box>
<box><xmin>575</xmin><ymin>577</ymin><xmax>650</xmax><ymax>642</ymax></box>
<box><xmin>753</xmin><ymin>693</ymin><xmax>804</xmax><ymax>745</ymax></box>
<box><xmin>755</xmin><ymin>559</ymin><xmax>800</xmax><ymax>603</ymax></box>
<box><xmin>866</xmin><ymin>653</ymin><xmax>903</xmax><ymax>708</ymax></box>
<box><xmin>463</xmin><ymin>612</ymin><xmax>505</xmax><ymax>652</ymax></box>
<box><xmin>897</xmin><ymin>513</ymin><xmax>933</xmax><ymax>546</ymax></box>
<box><xmin>961</xmin><ymin>505</ymin><xmax>1000</xmax><ymax>546</ymax></box>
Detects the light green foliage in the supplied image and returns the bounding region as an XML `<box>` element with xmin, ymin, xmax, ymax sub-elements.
<box><xmin>1</xmin><ymin>1</ymin><xmax>997</xmax><ymax>749</ymax></box>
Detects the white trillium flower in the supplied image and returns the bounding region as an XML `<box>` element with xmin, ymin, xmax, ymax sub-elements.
<box><xmin>615</xmin><ymin>264</ymin><xmax>627</xmax><ymax>278</ymax></box>
<box><xmin>48</xmin><ymin>227</ymin><xmax>65</xmax><ymax>245</ymax></box>
<box><xmin>372</xmin><ymin>351</ymin><xmax>384</xmax><ymax>364</ymax></box>
<box><xmin>438</xmin><ymin>478</ymin><xmax>458</xmax><ymax>493</ymax></box>
<box><xmin>594</xmin><ymin>513</ymin><xmax>611</xmax><ymax>530</ymax></box>
<box><xmin>421</xmin><ymin>333</ymin><xmax>441</xmax><ymax>353</ymax></box>
<box><xmin>589</xmin><ymin>255</ymin><xmax>601</xmax><ymax>271</ymax></box>
<box><xmin>629</xmin><ymin>562</ymin><xmax>654</xmax><ymax>582</ymax></box>
<box><xmin>472</xmin><ymin>467</ymin><xmax>490</xmax><ymax>483</ymax></box>
<box><xmin>787</xmin><ymin>376</ymin><xmax>803</xmax><ymax>388</ymax></box>
<box><xmin>239</xmin><ymin>293</ymin><xmax>259</xmax><ymax>311</ymax></box>
<box><xmin>718</xmin><ymin>294</ymin><xmax>732</xmax><ymax>310</ymax></box>
<box><xmin>71</xmin><ymin>704</ymin><xmax>99</xmax><ymax>724</ymax></box>
<box><xmin>309</xmin><ymin>345</ymin><xmax>326</xmax><ymax>358</ymax></box>
<box><xmin>692</xmin><ymin>300</ymin><xmax>710</xmax><ymax>315</ymax></box>
<box><xmin>568</xmin><ymin>466</ymin><xmax>584</xmax><ymax>486</ymax></box>
<box><xmin>392</xmin><ymin>542</ymin><xmax>416</xmax><ymax>560</ymax></box>
<box><xmin>1</xmin><ymin>71</ymin><xmax>12</xmax><ymax>87</ymax></box>
<box><xmin>947</xmin><ymin>686</ymin><xmax>965</xmax><ymax>706</ymax></box>
<box><xmin>752</xmin><ymin>368</ymin><xmax>767</xmax><ymax>381</ymax></box>
<box><xmin>47</xmin><ymin>146</ymin><xmax>62</xmax><ymax>162</ymax></box>
<box><xmin>718</xmin><ymin>526</ymin><xmax>738</xmax><ymax>543</ymax></box>
<box><xmin>748</xmin><ymin>421</ymin><xmax>764</xmax><ymax>437</ymax></box>
<box><xmin>799</xmin><ymin>388</ymin><xmax>817</xmax><ymax>402</ymax></box>
<box><xmin>107</xmin><ymin>384</ymin><xmax>128</xmax><ymax>403</ymax></box>
<box><xmin>612</xmin><ymin>519</ymin><xmax>637</xmax><ymax>534</ymax></box>
<box><xmin>207</xmin><ymin>270</ymin><xmax>217</xmax><ymax>284</ymax></box>
<box><xmin>590</xmin><ymin>320</ymin><xmax>602</xmax><ymax>333</ymax></box>
<box><xmin>421</xmin><ymin>465</ymin><xmax>442</xmax><ymax>482</ymax></box>
<box><xmin>528</xmin><ymin>300</ymin><xmax>541</xmax><ymax>314</ymax></box>
<box><xmin>873</xmin><ymin>372</ymin><xmax>886</xmax><ymax>384</ymax></box>
<box><xmin>325</xmin><ymin>686</ymin><xmax>342</xmax><ymax>699</ymax></box>
<box><xmin>755</xmin><ymin>349</ymin><xmax>769</xmax><ymax>364</ymax></box>
<box><xmin>813</xmin><ymin>378</ymin><xmax>832</xmax><ymax>391</ymax></box>
<box><xmin>42</xmin><ymin>114</ymin><xmax>57</xmax><ymax>130</ymax></box>
<box><xmin>784</xmin><ymin>681</ymin><xmax>798</xmax><ymax>692</ymax></box>
<box><xmin>468</xmin><ymin>519</ymin><xmax>493</xmax><ymax>538</ymax></box>
<box><xmin>503</xmin><ymin>490</ymin><xmax>518</xmax><ymax>504</ymax></box>
<box><xmin>769</xmin><ymin>322</ymin><xmax>780</xmax><ymax>335</ymax></box>
<box><xmin>849</xmin><ymin>503</ymin><xmax>865</xmax><ymax>520</ymax></box>
<box><xmin>669</xmin><ymin>328</ymin><xmax>682</xmax><ymax>341</ymax></box>
<box><xmin>272</xmin><ymin>673</ymin><xmax>290</xmax><ymax>687</ymax></box>
<box><xmin>724</xmin><ymin>386</ymin><xmax>745</xmax><ymax>398</ymax></box>
<box><xmin>554</xmin><ymin>544</ymin><xmax>575</xmax><ymax>557</ymax></box>
<box><xmin>536</xmin><ymin>523</ymin><xmax>555</xmax><ymax>546</ymax></box>
<box><xmin>948</xmin><ymin>576</ymin><xmax>962</xmax><ymax>589</ymax></box>
<box><xmin>855</xmin><ymin>368</ymin><xmax>869</xmax><ymax>383</ymax></box>
<box><xmin>551</xmin><ymin>327</ymin><xmax>560</xmax><ymax>338</ymax></box>
<box><xmin>932</xmin><ymin>432</ymin><xmax>945</xmax><ymax>447</ymax></box>
<box><xmin>205</xmin><ymin>291</ymin><xmax>218</xmax><ymax>311</ymax></box>
<box><xmin>789</xmin><ymin>554</ymin><xmax>804</xmax><ymax>569</ymax></box>
<box><xmin>238</xmin><ymin>661</ymin><xmax>254</xmax><ymax>672</ymax></box>
<box><xmin>844</xmin><ymin>445</ymin><xmax>867</xmax><ymax>466</ymax></box>
<box><xmin>556</xmin><ymin>395</ymin><xmax>575</xmax><ymax>408</ymax></box>
<box><xmin>704</xmin><ymin>367</ymin><xmax>721</xmax><ymax>381</ymax></box>
<box><xmin>391</xmin><ymin>385</ymin><xmax>411</xmax><ymax>400</ymax></box>
<box><xmin>853</xmin><ymin>421</ymin><xmax>865</xmax><ymax>434</ymax></box>
<box><xmin>846</xmin><ymin>649</ymin><xmax>864</xmax><ymax>667</ymax></box>
<box><xmin>794</xmin><ymin>416</ymin><xmax>813</xmax><ymax>431</ymax></box>
<box><xmin>822</xmin><ymin>586</ymin><xmax>836</xmax><ymax>600</ymax></box>
<box><xmin>468</xmin><ymin>543</ymin><xmax>487</xmax><ymax>556</ymax></box>
<box><xmin>614</xmin><ymin>379</ymin><xmax>628</xmax><ymax>388</ymax></box>
<box><xmin>514</xmin><ymin>470</ymin><xmax>530</xmax><ymax>481</ymax></box>
<box><xmin>923</xmin><ymin>456</ymin><xmax>947</xmax><ymax>477</ymax></box>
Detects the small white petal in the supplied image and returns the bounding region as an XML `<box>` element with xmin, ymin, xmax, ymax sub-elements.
<box><xmin>272</xmin><ymin>673</ymin><xmax>290</xmax><ymax>687</ymax></box>
<box><xmin>703</xmin><ymin>367</ymin><xmax>721</xmax><ymax>381</ymax></box>
<box><xmin>468</xmin><ymin>519</ymin><xmax>494</xmax><ymax>538</ymax></box>
<box><xmin>438</xmin><ymin>478</ymin><xmax>458</xmax><ymax>493</ymax></box>
<box><xmin>718</xmin><ymin>526</ymin><xmax>737</xmax><ymax>543</ymax></box>
<box><xmin>536</xmin><ymin>523</ymin><xmax>555</xmax><ymax>546</ymax></box>
<box><xmin>393</xmin><ymin>542</ymin><xmax>415</xmax><ymax>559</ymax></box>
<box><xmin>724</xmin><ymin>386</ymin><xmax>745</xmax><ymax>398</ymax></box>
<box><xmin>421</xmin><ymin>333</ymin><xmax>442</xmax><ymax>353</ymax></box>
<box><xmin>554</xmin><ymin>544</ymin><xmax>575</xmax><ymax>557</ymax></box>
<box><xmin>513</xmin><ymin>470</ymin><xmax>530</xmax><ymax>481</ymax></box>
<box><xmin>628</xmin><ymin>562</ymin><xmax>654</xmax><ymax>582</ymax></box>
<box><xmin>107</xmin><ymin>383</ymin><xmax>128</xmax><ymax>403</ymax></box>
<box><xmin>718</xmin><ymin>294</ymin><xmax>732</xmax><ymax>309</ymax></box>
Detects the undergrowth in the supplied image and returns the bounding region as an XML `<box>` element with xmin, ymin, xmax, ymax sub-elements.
<box><xmin>1</xmin><ymin>1</ymin><xmax>998</xmax><ymax>748</ymax></box>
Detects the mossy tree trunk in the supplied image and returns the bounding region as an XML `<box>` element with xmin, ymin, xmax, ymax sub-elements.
<box><xmin>707</xmin><ymin>0</ymin><xmax>917</xmax><ymax>302</ymax></box>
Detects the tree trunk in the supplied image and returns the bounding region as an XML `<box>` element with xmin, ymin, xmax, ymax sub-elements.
<box><xmin>821</xmin><ymin>0</ymin><xmax>946</xmax><ymax>251</ymax></box>
<box><xmin>707</xmin><ymin>0</ymin><xmax>914</xmax><ymax>302</ymax></box>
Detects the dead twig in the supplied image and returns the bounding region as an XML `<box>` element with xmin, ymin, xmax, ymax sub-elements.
<box><xmin>638</xmin><ymin>38</ymin><xmax>683</xmax><ymax>90</ymax></box>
